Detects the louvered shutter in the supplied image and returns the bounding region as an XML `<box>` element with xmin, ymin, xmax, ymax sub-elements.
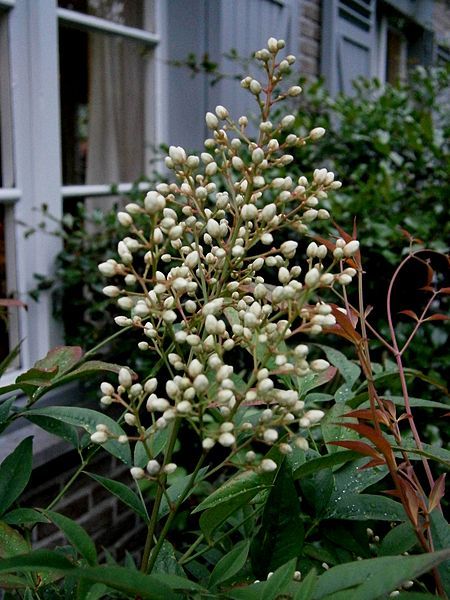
<box><xmin>165</xmin><ymin>0</ymin><xmax>296</xmax><ymax>148</ymax></box>
<box><xmin>208</xmin><ymin>0</ymin><xmax>297</xmax><ymax>120</ymax></box>
<box><xmin>321</xmin><ymin>0</ymin><xmax>377</xmax><ymax>95</ymax></box>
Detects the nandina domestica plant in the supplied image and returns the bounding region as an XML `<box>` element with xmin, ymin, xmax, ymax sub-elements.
<box><xmin>0</xmin><ymin>38</ymin><xmax>448</xmax><ymax>600</ymax></box>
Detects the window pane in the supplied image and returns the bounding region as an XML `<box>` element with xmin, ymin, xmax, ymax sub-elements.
<box><xmin>0</xmin><ymin>205</ymin><xmax>10</xmax><ymax>361</ymax></box>
<box><xmin>58</xmin><ymin>0</ymin><xmax>144</xmax><ymax>28</ymax></box>
<box><xmin>59</xmin><ymin>23</ymin><xmax>148</xmax><ymax>185</ymax></box>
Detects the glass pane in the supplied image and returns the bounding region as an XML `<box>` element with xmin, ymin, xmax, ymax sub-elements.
<box><xmin>58</xmin><ymin>0</ymin><xmax>144</xmax><ymax>28</ymax></box>
<box><xmin>59</xmin><ymin>24</ymin><xmax>148</xmax><ymax>185</ymax></box>
<box><xmin>0</xmin><ymin>204</ymin><xmax>10</xmax><ymax>361</ymax></box>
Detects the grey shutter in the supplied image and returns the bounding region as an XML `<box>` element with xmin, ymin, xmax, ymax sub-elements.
<box><xmin>208</xmin><ymin>0</ymin><xmax>297</xmax><ymax>121</ymax></box>
<box><xmin>322</xmin><ymin>0</ymin><xmax>376</xmax><ymax>95</ymax></box>
<box><xmin>166</xmin><ymin>0</ymin><xmax>296</xmax><ymax>149</ymax></box>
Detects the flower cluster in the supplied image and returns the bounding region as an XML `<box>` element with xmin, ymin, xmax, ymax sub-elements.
<box><xmin>94</xmin><ymin>38</ymin><xmax>359</xmax><ymax>481</ymax></box>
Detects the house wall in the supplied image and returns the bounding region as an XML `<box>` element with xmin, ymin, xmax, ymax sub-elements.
<box><xmin>298</xmin><ymin>0</ymin><xmax>322</xmax><ymax>77</ymax></box>
<box><xmin>21</xmin><ymin>451</ymin><xmax>146</xmax><ymax>560</ymax></box>
<box><xmin>433</xmin><ymin>0</ymin><xmax>450</xmax><ymax>48</ymax></box>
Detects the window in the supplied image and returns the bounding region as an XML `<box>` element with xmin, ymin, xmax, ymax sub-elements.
<box><xmin>0</xmin><ymin>4</ymin><xmax>20</xmax><ymax>366</ymax></box>
<box><xmin>0</xmin><ymin>0</ymin><xmax>159</xmax><ymax>385</ymax></box>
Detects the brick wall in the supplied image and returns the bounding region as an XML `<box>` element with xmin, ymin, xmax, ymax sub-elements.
<box><xmin>21</xmin><ymin>450</ymin><xmax>147</xmax><ymax>561</ymax></box>
<box><xmin>298</xmin><ymin>0</ymin><xmax>322</xmax><ymax>78</ymax></box>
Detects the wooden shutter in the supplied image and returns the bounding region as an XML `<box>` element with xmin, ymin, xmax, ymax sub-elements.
<box><xmin>322</xmin><ymin>0</ymin><xmax>377</xmax><ymax>95</ymax></box>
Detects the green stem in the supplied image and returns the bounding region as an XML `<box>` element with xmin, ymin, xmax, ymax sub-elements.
<box><xmin>45</xmin><ymin>456</ymin><xmax>90</xmax><ymax>511</ymax></box>
<box><xmin>177</xmin><ymin>533</ymin><xmax>205</xmax><ymax>564</ymax></box>
<box><xmin>145</xmin><ymin>452</ymin><xmax>206</xmax><ymax>574</ymax></box>
<box><xmin>140</xmin><ymin>418</ymin><xmax>181</xmax><ymax>573</ymax></box>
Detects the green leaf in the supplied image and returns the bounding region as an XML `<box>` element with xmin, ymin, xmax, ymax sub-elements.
<box><xmin>0</xmin><ymin>522</ymin><xmax>30</xmax><ymax>558</ymax></box>
<box><xmin>261</xmin><ymin>558</ymin><xmax>297</xmax><ymax>600</ymax></box>
<box><xmin>330</xmin><ymin>459</ymin><xmax>388</xmax><ymax>501</ymax></box>
<box><xmin>391</xmin><ymin>442</ymin><xmax>450</xmax><ymax>468</ymax></box>
<box><xmin>0</xmin><ymin>550</ymin><xmax>178</xmax><ymax>599</ymax></box>
<box><xmin>315</xmin><ymin>345</ymin><xmax>360</xmax><ymax>402</ymax></box>
<box><xmin>293</xmin><ymin>451</ymin><xmax>359</xmax><ymax>480</ymax></box>
<box><xmin>200</xmin><ymin>489</ymin><xmax>260</xmax><ymax>542</ymax></box>
<box><xmin>378</xmin><ymin>522</ymin><xmax>418</xmax><ymax>556</ymax></box>
<box><xmin>208</xmin><ymin>539</ymin><xmax>250</xmax><ymax>589</ymax></box>
<box><xmin>3</xmin><ymin>509</ymin><xmax>49</xmax><ymax>526</ymax></box>
<box><xmin>300</xmin><ymin>468</ymin><xmax>334</xmax><ymax>517</ymax></box>
<box><xmin>0</xmin><ymin>437</ymin><xmax>33</xmax><ymax>516</ymax></box>
<box><xmin>42</xmin><ymin>510</ymin><xmax>97</xmax><ymax>566</ymax></box>
<box><xmin>251</xmin><ymin>461</ymin><xmax>304</xmax><ymax>577</ymax></box>
<box><xmin>52</xmin><ymin>360</ymin><xmax>133</xmax><ymax>388</ymax></box>
<box><xmin>151</xmin><ymin>541</ymin><xmax>185</xmax><ymax>577</ymax></box>
<box><xmin>361</xmin><ymin>395</ymin><xmax>450</xmax><ymax>411</ymax></box>
<box><xmin>25</xmin><ymin>407</ymin><xmax>131</xmax><ymax>464</ymax></box>
<box><xmin>293</xmin><ymin>569</ymin><xmax>318</xmax><ymax>600</ymax></box>
<box><xmin>321</xmin><ymin>403</ymin><xmax>359</xmax><ymax>454</ymax></box>
<box><xmin>0</xmin><ymin>397</ymin><xmax>15</xmax><ymax>425</ymax></box>
<box><xmin>134</xmin><ymin>428</ymin><xmax>169</xmax><ymax>468</ymax></box>
<box><xmin>34</xmin><ymin>345</ymin><xmax>83</xmax><ymax>375</ymax></box>
<box><xmin>325</xmin><ymin>493</ymin><xmax>406</xmax><ymax>521</ymax></box>
<box><xmin>159</xmin><ymin>467</ymin><xmax>208</xmax><ymax>518</ymax></box>
<box><xmin>25</xmin><ymin>414</ymin><xmax>79</xmax><ymax>447</ymax></box>
<box><xmin>312</xmin><ymin>550</ymin><xmax>450</xmax><ymax>599</ymax></box>
<box><xmin>193</xmin><ymin>469</ymin><xmax>272</xmax><ymax>513</ymax></box>
<box><xmin>429</xmin><ymin>509</ymin><xmax>450</xmax><ymax>593</ymax></box>
<box><xmin>0</xmin><ymin>343</ymin><xmax>21</xmax><ymax>378</ymax></box>
<box><xmin>152</xmin><ymin>572</ymin><xmax>206</xmax><ymax>592</ymax></box>
<box><xmin>85</xmin><ymin>472</ymin><xmax>148</xmax><ymax>523</ymax></box>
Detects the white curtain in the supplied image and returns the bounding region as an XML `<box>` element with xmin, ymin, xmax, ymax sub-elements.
<box><xmin>86</xmin><ymin>0</ymin><xmax>145</xmax><ymax>209</ymax></box>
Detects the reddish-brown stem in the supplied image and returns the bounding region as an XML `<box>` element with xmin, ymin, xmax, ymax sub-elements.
<box><xmin>386</xmin><ymin>252</ymin><xmax>436</xmax><ymax>493</ymax></box>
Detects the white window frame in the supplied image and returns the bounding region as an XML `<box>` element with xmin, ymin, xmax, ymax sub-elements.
<box><xmin>1</xmin><ymin>0</ymin><xmax>161</xmax><ymax>387</ymax></box>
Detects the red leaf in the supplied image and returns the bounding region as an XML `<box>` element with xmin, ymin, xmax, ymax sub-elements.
<box><xmin>429</xmin><ymin>474</ymin><xmax>446</xmax><ymax>513</ymax></box>
<box><xmin>399</xmin><ymin>309</ymin><xmax>419</xmax><ymax>321</ymax></box>
<box><xmin>328</xmin><ymin>440</ymin><xmax>382</xmax><ymax>461</ymax></box>
<box><xmin>341</xmin><ymin>422</ymin><xmax>395</xmax><ymax>463</ymax></box>
<box><xmin>439</xmin><ymin>287</ymin><xmax>450</xmax><ymax>295</ymax></box>
<box><xmin>0</xmin><ymin>298</ymin><xmax>27</xmax><ymax>309</ymax></box>
<box><xmin>333</xmin><ymin>222</ymin><xmax>353</xmax><ymax>243</ymax></box>
<box><xmin>359</xmin><ymin>457</ymin><xmax>386</xmax><ymax>469</ymax></box>
<box><xmin>344</xmin><ymin>408</ymin><xmax>391</xmax><ymax>427</ymax></box>
<box><xmin>424</xmin><ymin>314</ymin><xmax>449</xmax><ymax>322</ymax></box>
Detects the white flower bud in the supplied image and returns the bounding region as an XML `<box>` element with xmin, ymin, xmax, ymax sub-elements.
<box><xmin>146</xmin><ymin>460</ymin><xmax>160</xmax><ymax>475</ymax></box>
<box><xmin>118</xmin><ymin>368</ymin><xmax>133</xmax><ymax>388</ymax></box>
<box><xmin>103</xmin><ymin>285</ymin><xmax>121</xmax><ymax>298</ymax></box>
<box><xmin>304</xmin><ymin>268</ymin><xmax>320</xmax><ymax>287</ymax></box>
<box><xmin>343</xmin><ymin>240</ymin><xmax>360</xmax><ymax>257</ymax></box>
<box><xmin>205</xmin><ymin>112</ymin><xmax>219</xmax><ymax>129</ymax></box>
<box><xmin>260</xmin><ymin>458</ymin><xmax>277</xmax><ymax>472</ymax></box>
<box><xmin>294</xmin><ymin>437</ymin><xmax>309</xmax><ymax>450</ymax></box>
<box><xmin>263</xmin><ymin>429</ymin><xmax>279</xmax><ymax>443</ymax></box>
<box><xmin>338</xmin><ymin>274</ymin><xmax>352</xmax><ymax>285</ymax></box>
<box><xmin>309</xmin><ymin>127</ymin><xmax>326</xmax><ymax>140</ymax></box>
<box><xmin>281</xmin><ymin>115</ymin><xmax>295</xmax><ymax>128</ymax></box>
<box><xmin>124</xmin><ymin>413</ymin><xmax>136</xmax><ymax>426</ymax></box>
<box><xmin>164</xmin><ymin>463</ymin><xmax>177</xmax><ymax>474</ymax></box>
<box><xmin>130</xmin><ymin>467</ymin><xmax>145</xmax><ymax>480</ymax></box>
<box><xmin>100</xmin><ymin>382</ymin><xmax>114</xmax><ymax>396</ymax></box>
<box><xmin>177</xmin><ymin>400</ymin><xmax>192</xmax><ymax>414</ymax></box>
<box><xmin>310</xmin><ymin>359</ymin><xmax>330</xmax><ymax>372</ymax></box>
<box><xmin>117</xmin><ymin>212</ymin><xmax>133</xmax><ymax>227</ymax></box>
<box><xmin>218</xmin><ymin>432</ymin><xmax>235</xmax><ymax>447</ymax></box>
<box><xmin>202</xmin><ymin>437</ymin><xmax>215</xmax><ymax>450</ymax></box>
<box><xmin>168</xmin><ymin>145</ymin><xmax>187</xmax><ymax>164</ymax></box>
<box><xmin>90</xmin><ymin>430</ymin><xmax>108</xmax><ymax>444</ymax></box>
<box><xmin>288</xmin><ymin>85</ymin><xmax>302</xmax><ymax>96</ymax></box>
<box><xmin>304</xmin><ymin>409</ymin><xmax>325</xmax><ymax>423</ymax></box>
<box><xmin>267</xmin><ymin>37</ymin><xmax>278</xmax><ymax>53</ymax></box>
<box><xmin>250</xmin><ymin>79</ymin><xmax>262</xmax><ymax>94</ymax></box>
